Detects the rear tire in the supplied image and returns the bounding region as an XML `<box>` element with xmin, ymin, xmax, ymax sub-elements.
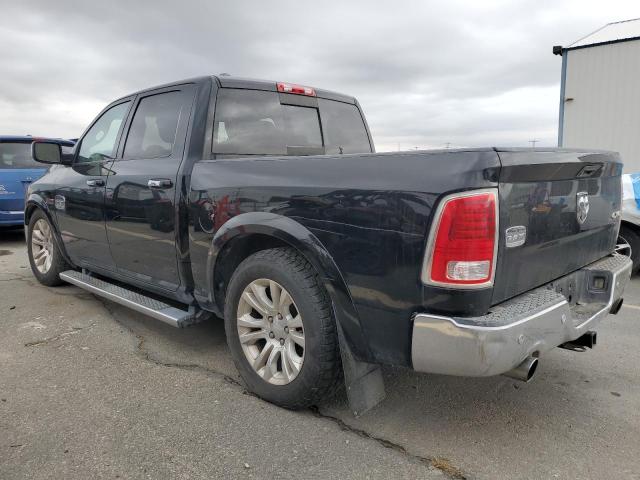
<box><xmin>27</xmin><ymin>209</ymin><xmax>71</xmax><ymax>286</ymax></box>
<box><xmin>619</xmin><ymin>224</ymin><xmax>640</xmax><ymax>274</ymax></box>
<box><xmin>224</xmin><ymin>247</ymin><xmax>341</xmax><ymax>409</ymax></box>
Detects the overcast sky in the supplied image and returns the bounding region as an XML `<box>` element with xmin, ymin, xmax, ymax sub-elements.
<box><xmin>1</xmin><ymin>0</ymin><xmax>638</xmax><ymax>151</ymax></box>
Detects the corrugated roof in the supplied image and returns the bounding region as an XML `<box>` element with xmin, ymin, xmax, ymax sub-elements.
<box><xmin>570</xmin><ymin>18</ymin><xmax>640</xmax><ymax>48</ymax></box>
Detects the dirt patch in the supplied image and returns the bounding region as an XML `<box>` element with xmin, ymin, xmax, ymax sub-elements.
<box><xmin>0</xmin><ymin>249</ymin><xmax>13</xmax><ymax>256</ymax></box>
<box><xmin>432</xmin><ymin>458</ymin><xmax>466</xmax><ymax>479</ymax></box>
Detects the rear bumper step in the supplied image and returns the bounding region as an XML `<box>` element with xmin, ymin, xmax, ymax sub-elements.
<box><xmin>59</xmin><ymin>270</ymin><xmax>196</xmax><ymax>328</ymax></box>
<box><xmin>411</xmin><ymin>253</ymin><xmax>632</xmax><ymax>377</ymax></box>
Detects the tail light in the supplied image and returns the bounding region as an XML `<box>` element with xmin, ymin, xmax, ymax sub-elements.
<box><xmin>422</xmin><ymin>189</ymin><xmax>498</xmax><ymax>288</ymax></box>
<box><xmin>277</xmin><ymin>82</ymin><xmax>316</xmax><ymax>97</ymax></box>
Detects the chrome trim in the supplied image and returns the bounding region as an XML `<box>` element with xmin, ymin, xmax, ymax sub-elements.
<box><xmin>148</xmin><ymin>179</ymin><xmax>173</xmax><ymax>188</ymax></box>
<box><xmin>505</xmin><ymin>225</ymin><xmax>527</xmax><ymax>248</ymax></box>
<box><xmin>420</xmin><ymin>188</ymin><xmax>499</xmax><ymax>290</ymax></box>
<box><xmin>412</xmin><ymin>254</ymin><xmax>632</xmax><ymax>377</ymax></box>
<box><xmin>576</xmin><ymin>191</ymin><xmax>590</xmax><ymax>224</ymax></box>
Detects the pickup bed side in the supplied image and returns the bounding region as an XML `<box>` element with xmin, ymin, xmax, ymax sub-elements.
<box><xmin>188</xmin><ymin>149</ymin><xmax>501</xmax><ymax>366</ymax></box>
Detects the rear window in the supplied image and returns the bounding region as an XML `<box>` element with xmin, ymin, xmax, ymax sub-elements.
<box><xmin>213</xmin><ymin>89</ymin><xmax>322</xmax><ymax>156</ymax></box>
<box><xmin>212</xmin><ymin>89</ymin><xmax>371</xmax><ymax>156</ymax></box>
<box><xmin>0</xmin><ymin>142</ymin><xmax>40</xmax><ymax>169</ymax></box>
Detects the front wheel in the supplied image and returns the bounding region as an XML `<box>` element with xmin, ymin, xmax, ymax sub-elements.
<box><xmin>27</xmin><ymin>210</ymin><xmax>71</xmax><ymax>286</ymax></box>
<box><xmin>224</xmin><ymin>247</ymin><xmax>341</xmax><ymax>409</ymax></box>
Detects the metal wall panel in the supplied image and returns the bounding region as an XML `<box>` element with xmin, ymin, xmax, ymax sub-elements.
<box><xmin>561</xmin><ymin>41</ymin><xmax>640</xmax><ymax>172</ymax></box>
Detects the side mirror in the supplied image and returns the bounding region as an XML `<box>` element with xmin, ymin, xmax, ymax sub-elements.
<box><xmin>32</xmin><ymin>141</ymin><xmax>71</xmax><ymax>165</ymax></box>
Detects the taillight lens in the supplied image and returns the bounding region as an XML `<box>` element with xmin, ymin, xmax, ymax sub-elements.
<box><xmin>423</xmin><ymin>190</ymin><xmax>498</xmax><ymax>287</ymax></box>
<box><xmin>277</xmin><ymin>82</ymin><xmax>316</xmax><ymax>97</ymax></box>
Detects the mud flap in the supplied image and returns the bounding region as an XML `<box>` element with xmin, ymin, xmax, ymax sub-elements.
<box><xmin>337</xmin><ymin>324</ymin><xmax>386</xmax><ymax>416</ymax></box>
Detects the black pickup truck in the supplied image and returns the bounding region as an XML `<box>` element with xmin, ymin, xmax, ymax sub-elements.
<box><xmin>26</xmin><ymin>75</ymin><xmax>632</xmax><ymax>413</ymax></box>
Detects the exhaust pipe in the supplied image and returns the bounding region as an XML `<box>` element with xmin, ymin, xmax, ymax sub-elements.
<box><xmin>502</xmin><ymin>356</ymin><xmax>538</xmax><ymax>382</ymax></box>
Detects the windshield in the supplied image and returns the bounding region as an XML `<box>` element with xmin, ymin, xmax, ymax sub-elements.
<box><xmin>212</xmin><ymin>89</ymin><xmax>372</xmax><ymax>157</ymax></box>
<box><xmin>0</xmin><ymin>142</ymin><xmax>41</xmax><ymax>169</ymax></box>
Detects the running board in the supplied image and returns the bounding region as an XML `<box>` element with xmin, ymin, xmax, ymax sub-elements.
<box><xmin>59</xmin><ymin>270</ymin><xmax>196</xmax><ymax>328</ymax></box>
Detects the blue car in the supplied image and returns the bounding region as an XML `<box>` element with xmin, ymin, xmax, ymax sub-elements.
<box><xmin>0</xmin><ymin>136</ymin><xmax>74</xmax><ymax>227</ymax></box>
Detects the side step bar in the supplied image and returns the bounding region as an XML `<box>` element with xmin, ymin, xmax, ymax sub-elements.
<box><xmin>59</xmin><ymin>270</ymin><xmax>196</xmax><ymax>328</ymax></box>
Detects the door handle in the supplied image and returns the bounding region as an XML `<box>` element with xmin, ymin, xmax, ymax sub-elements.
<box><xmin>148</xmin><ymin>179</ymin><xmax>173</xmax><ymax>189</ymax></box>
<box><xmin>86</xmin><ymin>179</ymin><xmax>105</xmax><ymax>187</ymax></box>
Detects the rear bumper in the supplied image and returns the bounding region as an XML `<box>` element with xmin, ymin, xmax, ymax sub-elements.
<box><xmin>0</xmin><ymin>210</ymin><xmax>24</xmax><ymax>226</ymax></box>
<box><xmin>411</xmin><ymin>253</ymin><xmax>632</xmax><ymax>377</ymax></box>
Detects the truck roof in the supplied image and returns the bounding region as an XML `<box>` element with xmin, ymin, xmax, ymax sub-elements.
<box><xmin>0</xmin><ymin>135</ymin><xmax>38</xmax><ymax>143</ymax></box>
<box><xmin>0</xmin><ymin>135</ymin><xmax>75</xmax><ymax>145</ymax></box>
<box><xmin>116</xmin><ymin>75</ymin><xmax>358</xmax><ymax>105</ymax></box>
<box><xmin>214</xmin><ymin>75</ymin><xmax>357</xmax><ymax>104</ymax></box>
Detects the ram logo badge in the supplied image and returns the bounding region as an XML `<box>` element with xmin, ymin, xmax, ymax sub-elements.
<box><xmin>505</xmin><ymin>226</ymin><xmax>527</xmax><ymax>248</ymax></box>
<box><xmin>576</xmin><ymin>191</ymin><xmax>590</xmax><ymax>224</ymax></box>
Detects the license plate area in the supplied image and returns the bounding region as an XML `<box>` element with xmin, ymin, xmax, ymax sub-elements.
<box><xmin>547</xmin><ymin>268</ymin><xmax>612</xmax><ymax>307</ymax></box>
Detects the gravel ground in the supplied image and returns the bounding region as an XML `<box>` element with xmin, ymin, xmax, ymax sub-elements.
<box><xmin>1</xmin><ymin>227</ymin><xmax>639</xmax><ymax>479</ymax></box>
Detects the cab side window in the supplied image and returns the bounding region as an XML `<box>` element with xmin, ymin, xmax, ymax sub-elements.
<box><xmin>123</xmin><ymin>91</ymin><xmax>184</xmax><ymax>159</ymax></box>
<box><xmin>212</xmin><ymin>89</ymin><xmax>323</xmax><ymax>156</ymax></box>
<box><xmin>318</xmin><ymin>99</ymin><xmax>372</xmax><ymax>154</ymax></box>
<box><xmin>77</xmin><ymin>101</ymin><xmax>131</xmax><ymax>163</ymax></box>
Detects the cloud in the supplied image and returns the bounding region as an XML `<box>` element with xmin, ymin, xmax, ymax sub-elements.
<box><xmin>1</xmin><ymin>0</ymin><xmax>638</xmax><ymax>149</ymax></box>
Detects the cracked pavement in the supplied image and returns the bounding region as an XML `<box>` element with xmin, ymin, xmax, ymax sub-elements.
<box><xmin>2</xmin><ymin>228</ymin><xmax>640</xmax><ymax>479</ymax></box>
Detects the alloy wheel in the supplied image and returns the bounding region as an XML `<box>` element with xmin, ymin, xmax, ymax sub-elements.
<box><xmin>236</xmin><ymin>278</ymin><xmax>305</xmax><ymax>385</ymax></box>
<box><xmin>31</xmin><ymin>219</ymin><xmax>54</xmax><ymax>274</ymax></box>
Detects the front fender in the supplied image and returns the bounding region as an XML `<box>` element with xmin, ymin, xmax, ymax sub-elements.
<box><xmin>209</xmin><ymin>212</ymin><xmax>371</xmax><ymax>361</ymax></box>
<box><xmin>25</xmin><ymin>194</ymin><xmax>74</xmax><ymax>267</ymax></box>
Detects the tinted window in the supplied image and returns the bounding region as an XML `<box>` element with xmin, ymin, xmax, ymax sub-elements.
<box><xmin>318</xmin><ymin>99</ymin><xmax>371</xmax><ymax>154</ymax></box>
<box><xmin>282</xmin><ymin>105</ymin><xmax>322</xmax><ymax>147</ymax></box>
<box><xmin>0</xmin><ymin>143</ymin><xmax>40</xmax><ymax>169</ymax></box>
<box><xmin>550</xmin><ymin>180</ymin><xmax>573</xmax><ymax>196</ymax></box>
<box><xmin>213</xmin><ymin>89</ymin><xmax>322</xmax><ymax>155</ymax></box>
<box><xmin>124</xmin><ymin>91</ymin><xmax>184</xmax><ymax>159</ymax></box>
<box><xmin>78</xmin><ymin>101</ymin><xmax>130</xmax><ymax>163</ymax></box>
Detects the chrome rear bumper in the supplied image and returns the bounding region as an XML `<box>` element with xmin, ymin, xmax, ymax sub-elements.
<box><xmin>411</xmin><ymin>254</ymin><xmax>632</xmax><ymax>377</ymax></box>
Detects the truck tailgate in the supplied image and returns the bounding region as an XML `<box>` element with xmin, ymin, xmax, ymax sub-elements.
<box><xmin>492</xmin><ymin>149</ymin><xmax>622</xmax><ymax>304</ymax></box>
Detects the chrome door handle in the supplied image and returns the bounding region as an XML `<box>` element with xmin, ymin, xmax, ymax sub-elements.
<box><xmin>86</xmin><ymin>179</ymin><xmax>105</xmax><ymax>187</ymax></box>
<box><xmin>148</xmin><ymin>179</ymin><xmax>173</xmax><ymax>189</ymax></box>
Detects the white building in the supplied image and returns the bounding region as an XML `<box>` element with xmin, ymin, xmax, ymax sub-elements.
<box><xmin>556</xmin><ymin>19</ymin><xmax>640</xmax><ymax>270</ymax></box>
<box><xmin>556</xmin><ymin>18</ymin><xmax>640</xmax><ymax>172</ymax></box>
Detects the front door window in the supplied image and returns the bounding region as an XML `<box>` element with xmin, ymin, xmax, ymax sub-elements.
<box><xmin>77</xmin><ymin>101</ymin><xmax>131</xmax><ymax>163</ymax></box>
